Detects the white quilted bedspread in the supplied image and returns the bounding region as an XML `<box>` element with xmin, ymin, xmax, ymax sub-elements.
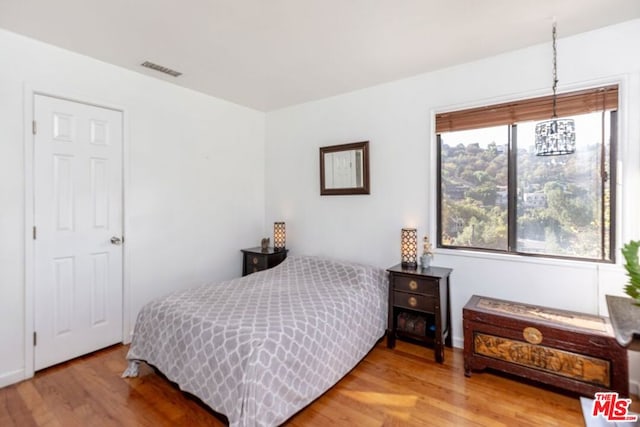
<box><xmin>124</xmin><ymin>255</ymin><xmax>388</xmax><ymax>427</ymax></box>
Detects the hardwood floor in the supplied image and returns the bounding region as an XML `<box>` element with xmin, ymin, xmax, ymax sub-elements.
<box><xmin>1</xmin><ymin>341</ymin><xmax>635</xmax><ymax>426</ymax></box>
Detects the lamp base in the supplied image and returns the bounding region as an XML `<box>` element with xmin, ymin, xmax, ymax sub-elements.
<box><xmin>401</xmin><ymin>261</ymin><xmax>418</xmax><ymax>269</ymax></box>
<box><xmin>274</xmin><ymin>246</ymin><xmax>286</xmax><ymax>252</ymax></box>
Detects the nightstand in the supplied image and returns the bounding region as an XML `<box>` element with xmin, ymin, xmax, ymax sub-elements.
<box><xmin>386</xmin><ymin>264</ymin><xmax>453</xmax><ymax>363</ymax></box>
<box><xmin>241</xmin><ymin>247</ymin><xmax>288</xmax><ymax>276</ymax></box>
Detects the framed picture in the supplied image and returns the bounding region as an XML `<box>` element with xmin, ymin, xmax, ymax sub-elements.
<box><xmin>319</xmin><ymin>141</ymin><xmax>370</xmax><ymax>195</ymax></box>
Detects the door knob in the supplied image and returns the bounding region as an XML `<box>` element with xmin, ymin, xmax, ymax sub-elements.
<box><xmin>110</xmin><ymin>236</ymin><xmax>122</xmax><ymax>245</ymax></box>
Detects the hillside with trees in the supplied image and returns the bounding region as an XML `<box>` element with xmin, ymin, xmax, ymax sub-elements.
<box><xmin>440</xmin><ymin>132</ymin><xmax>610</xmax><ymax>260</ymax></box>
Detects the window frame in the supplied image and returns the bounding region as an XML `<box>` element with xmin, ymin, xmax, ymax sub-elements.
<box><xmin>435</xmin><ymin>91</ymin><xmax>618</xmax><ymax>264</ymax></box>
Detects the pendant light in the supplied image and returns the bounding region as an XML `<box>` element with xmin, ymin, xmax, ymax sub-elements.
<box><xmin>534</xmin><ymin>22</ymin><xmax>576</xmax><ymax>156</ymax></box>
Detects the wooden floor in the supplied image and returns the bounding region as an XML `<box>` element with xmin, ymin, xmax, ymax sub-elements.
<box><xmin>1</xmin><ymin>341</ymin><xmax>636</xmax><ymax>426</ymax></box>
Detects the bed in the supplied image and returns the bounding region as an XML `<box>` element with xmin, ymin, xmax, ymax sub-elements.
<box><xmin>123</xmin><ymin>255</ymin><xmax>388</xmax><ymax>427</ymax></box>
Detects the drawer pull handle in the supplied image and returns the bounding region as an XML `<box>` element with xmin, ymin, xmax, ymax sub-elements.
<box><xmin>523</xmin><ymin>327</ymin><xmax>542</xmax><ymax>345</ymax></box>
<box><xmin>252</xmin><ymin>257</ymin><xmax>259</xmax><ymax>265</ymax></box>
<box><xmin>408</xmin><ymin>296</ymin><xmax>418</xmax><ymax>307</ymax></box>
<box><xmin>409</xmin><ymin>280</ymin><xmax>418</xmax><ymax>291</ymax></box>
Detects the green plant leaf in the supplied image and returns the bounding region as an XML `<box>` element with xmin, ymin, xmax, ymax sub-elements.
<box><xmin>621</xmin><ymin>240</ymin><xmax>640</xmax><ymax>300</ymax></box>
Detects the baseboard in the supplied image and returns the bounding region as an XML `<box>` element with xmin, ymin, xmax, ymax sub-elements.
<box><xmin>122</xmin><ymin>329</ymin><xmax>134</xmax><ymax>345</ymax></box>
<box><xmin>0</xmin><ymin>368</ymin><xmax>25</xmax><ymax>388</ymax></box>
<box><xmin>452</xmin><ymin>336</ymin><xmax>464</xmax><ymax>349</ymax></box>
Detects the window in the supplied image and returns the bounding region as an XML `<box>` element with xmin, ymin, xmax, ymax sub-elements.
<box><xmin>436</xmin><ymin>85</ymin><xmax>617</xmax><ymax>262</ymax></box>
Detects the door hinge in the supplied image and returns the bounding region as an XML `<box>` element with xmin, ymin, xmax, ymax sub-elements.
<box><xmin>33</xmin><ymin>226</ymin><xmax>37</xmax><ymax>240</ymax></box>
<box><xmin>33</xmin><ymin>332</ymin><xmax>37</xmax><ymax>346</ymax></box>
<box><xmin>32</xmin><ymin>120</ymin><xmax>37</xmax><ymax>135</ymax></box>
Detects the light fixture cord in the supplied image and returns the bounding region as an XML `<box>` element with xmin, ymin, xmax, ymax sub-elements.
<box><xmin>552</xmin><ymin>23</ymin><xmax>558</xmax><ymax>118</ymax></box>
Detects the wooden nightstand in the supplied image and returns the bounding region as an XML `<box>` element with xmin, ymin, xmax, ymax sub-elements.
<box><xmin>241</xmin><ymin>247</ymin><xmax>288</xmax><ymax>276</ymax></box>
<box><xmin>387</xmin><ymin>264</ymin><xmax>453</xmax><ymax>363</ymax></box>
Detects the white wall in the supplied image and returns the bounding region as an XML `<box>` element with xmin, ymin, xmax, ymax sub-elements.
<box><xmin>0</xmin><ymin>29</ymin><xmax>266</xmax><ymax>386</ymax></box>
<box><xmin>265</xmin><ymin>20</ymin><xmax>640</xmax><ymax>391</ymax></box>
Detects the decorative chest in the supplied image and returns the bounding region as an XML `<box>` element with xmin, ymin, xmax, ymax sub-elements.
<box><xmin>463</xmin><ymin>295</ymin><xmax>628</xmax><ymax>397</ymax></box>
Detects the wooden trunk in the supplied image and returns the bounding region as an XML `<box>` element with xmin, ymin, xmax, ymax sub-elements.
<box><xmin>463</xmin><ymin>295</ymin><xmax>629</xmax><ymax>397</ymax></box>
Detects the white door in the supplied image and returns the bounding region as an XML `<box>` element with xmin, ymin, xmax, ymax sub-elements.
<box><xmin>33</xmin><ymin>94</ymin><xmax>123</xmax><ymax>370</ymax></box>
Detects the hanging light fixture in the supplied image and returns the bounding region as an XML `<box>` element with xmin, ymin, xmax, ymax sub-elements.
<box><xmin>534</xmin><ymin>22</ymin><xmax>576</xmax><ymax>156</ymax></box>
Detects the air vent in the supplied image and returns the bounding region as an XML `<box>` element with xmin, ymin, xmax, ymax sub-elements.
<box><xmin>140</xmin><ymin>61</ymin><xmax>182</xmax><ymax>77</ymax></box>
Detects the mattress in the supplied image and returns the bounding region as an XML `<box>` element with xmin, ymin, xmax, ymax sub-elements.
<box><xmin>123</xmin><ymin>255</ymin><xmax>388</xmax><ymax>426</ymax></box>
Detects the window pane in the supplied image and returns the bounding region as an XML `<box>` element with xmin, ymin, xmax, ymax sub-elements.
<box><xmin>439</xmin><ymin>126</ymin><xmax>508</xmax><ymax>250</ymax></box>
<box><xmin>516</xmin><ymin>112</ymin><xmax>610</xmax><ymax>259</ymax></box>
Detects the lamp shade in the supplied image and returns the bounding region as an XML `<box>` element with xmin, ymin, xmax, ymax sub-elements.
<box><xmin>534</xmin><ymin>118</ymin><xmax>576</xmax><ymax>156</ymax></box>
<box><xmin>401</xmin><ymin>228</ymin><xmax>418</xmax><ymax>268</ymax></box>
<box><xmin>274</xmin><ymin>222</ymin><xmax>286</xmax><ymax>250</ymax></box>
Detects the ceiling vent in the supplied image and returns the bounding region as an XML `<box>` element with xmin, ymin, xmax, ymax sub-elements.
<box><xmin>140</xmin><ymin>61</ymin><xmax>182</xmax><ymax>77</ymax></box>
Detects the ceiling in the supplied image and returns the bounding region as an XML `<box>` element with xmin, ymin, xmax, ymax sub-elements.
<box><xmin>1</xmin><ymin>0</ymin><xmax>639</xmax><ymax>111</ymax></box>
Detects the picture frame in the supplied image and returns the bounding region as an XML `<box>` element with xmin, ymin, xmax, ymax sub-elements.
<box><xmin>319</xmin><ymin>141</ymin><xmax>370</xmax><ymax>195</ymax></box>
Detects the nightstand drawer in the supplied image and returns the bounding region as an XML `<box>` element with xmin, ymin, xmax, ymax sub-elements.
<box><xmin>246</xmin><ymin>265</ymin><xmax>263</xmax><ymax>274</ymax></box>
<box><xmin>394</xmin><ymin>291</ymin><xmax>435</xmax><ymax>313</ymax></box>
<box><xmin>241</xmin><ymin>247</ymin><xmax>289</xmax><ymax>276</ymax></box>
<box><xmin>394</xmin><ymin>276</ymin><xmax>436</xmax><ymax>295</ymax></box>
<box><xmin>245</xmin><ymin>255</ymin><xmax>267</xmax><ymax>273</ymax></box>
